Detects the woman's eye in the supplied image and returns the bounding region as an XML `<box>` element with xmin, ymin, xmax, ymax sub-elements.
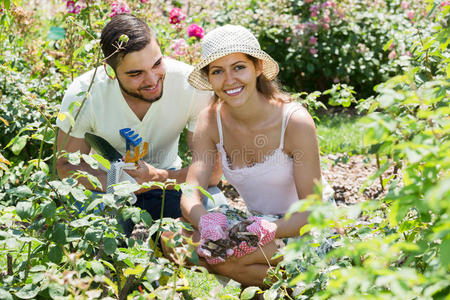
<box><xmin>129</xmin><ymin>72</ymin><xmax>141</xmax><ymax>77</ymax></box>
<box><xmin>211</xmin><ymin>69</ymin><xmax>222</xmax><ymax>75</ymax></box>
<box><xmin>235</xmin><ymin>65</ymin><xmax>245</xmax><ymax>71</ymax></box>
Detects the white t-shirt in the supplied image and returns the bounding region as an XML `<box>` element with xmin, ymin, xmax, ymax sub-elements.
<box><xmin>56</xmin><ymin>58</ymin><xmax>212</xmax><ymax>170</ymax></box>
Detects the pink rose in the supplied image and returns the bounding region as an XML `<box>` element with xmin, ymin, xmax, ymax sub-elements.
<box><xmin>388</xmin><ymin>50</ymin><xmax>397</xmax><ymax>60</ymax></box>
<box><xmin>441</xmin><ymin>1</ymin><xmax>450</xmax><ymax>8</ymax></box>
<box><xmin>333</xmin><ymin>77</ymin><xmax>340</xmax><ymax>83</ymax></box>
<box><xmin>401</xmin><ymin>1</ymin><xmax>409</xmax><ymax>10</ymax></box>
<box><xmin>169</xmin><ymin>7</ymin><xmax>186</xmax><ymax>24</ymax></box>
<box><xmin>140</xmin><ymin>0</ymin><xmax>149</xmax><ymax>2</ymax></box>
<box><xmin>309</xmin><ymin>47</ymin><xmax>318</xmax><ymax>55</ymax></box>
<box><xmin>110</xmin><ymin>1</ymin><xmax>131</xmax><ymax>18</ymax></box>
<box><xmin>66</xmin><ymin>0</ymin><xmax>83</xmax><ymax>14</ymax></box>
<box><xmin>310</xmin><ymin>5</ymin><xmax>320</xmax><ymax>17</ymax></box>
<box><xmin>407</xmin><ymin>10</ymin><xmax>415</xmax><ymax>20</ymax></box>
<box><xmin>309</xmin><ymin>36</ymin><xmax>318</xmax><ymax>45</ymax></box>
<box><xmin>187</xmin><ymin>24</ymin><xmax>205</xmax><ymax>39</ymax></box>
<box><xmin>305</xmin><ymin>0</ymin><xmax>313</xmax><ymax>3</ymax></box>
<box><xmin>170</xmin><ymin>38</ymin><xmax>188</xmax><ymax>56</ymax></box>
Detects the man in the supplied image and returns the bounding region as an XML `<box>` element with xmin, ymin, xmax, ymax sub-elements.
<box><xmin>56</xmin><ymin>14</ymin><xmax>224</xmax><ymax>235</ymax></box>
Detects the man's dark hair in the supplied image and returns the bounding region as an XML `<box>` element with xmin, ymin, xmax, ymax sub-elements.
<box><xmin>100</xmin><ymin>14</ymin><xmax>157</xmax><ymax>69</ymax></box>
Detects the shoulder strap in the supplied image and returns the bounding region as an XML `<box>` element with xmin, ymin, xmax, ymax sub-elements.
<box><xmin>279</xmin><ymin>103</ymin><xmax>301</xmax><ymax>149</ymax></box>
<box><xmin>216</xmin><ymin>103</ymin><xmax>224</xmax><ymax>145</ymax></box>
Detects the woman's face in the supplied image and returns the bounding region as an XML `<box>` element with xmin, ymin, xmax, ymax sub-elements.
<box><xmin>207</xmin><ymin>53</ymin><xmax>262</xmax><ymax>107</ymax></box>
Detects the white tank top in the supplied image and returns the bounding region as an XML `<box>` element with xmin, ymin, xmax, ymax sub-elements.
<box><xmin>216</xmin><ymin>102</ymin><xmax>300</xmax><ymax>214</ymax></box>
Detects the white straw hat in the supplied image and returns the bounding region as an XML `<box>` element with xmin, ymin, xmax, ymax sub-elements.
<box><xmin>188</xmin><ymin>25</ymin><xmax>279</xmax><ymax>90</ymax></box>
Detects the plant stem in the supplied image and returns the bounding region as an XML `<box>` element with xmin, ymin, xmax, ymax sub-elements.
<box><xmin>37</xmin><ymin>122</ymin><xmax>48</xmax><ymax>170</ymax></box>
<box><xmin>150</xmin><ymin>186</ymin><xmax>166</xmax><ymax>261</ymax></box>
<box><xmin>7</xmin><ymin>254</ymin><xmax>13</xmax><ymax>275</ymax></box>
<box><xmin>376</xmin><ymin>153</ymin><xmax>384</xmax><ymax>190</ymax></box>
<box><xmin>118</xmin><ymin>275</ymin><xmax>135</xmax><ymax>300</ymax></box>
<box><xmin>23</xmin><ymin>241</ymin><xmax>32</xmax><ymax>281</ymax></box>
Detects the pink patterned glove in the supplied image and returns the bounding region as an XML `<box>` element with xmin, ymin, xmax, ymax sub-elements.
<box><xmin>234</xmin><ymin>216</ymin><xmax>277</xmax><ymax>258</ymax></box>
<box><xmin>197</xmin><ymin>213</ymin><xmax>233</xmax><ymax>264</ymax></box>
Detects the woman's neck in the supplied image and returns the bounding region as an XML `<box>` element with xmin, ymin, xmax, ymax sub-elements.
<box><xmin>223</xmin><ymin>93</ymin><xmax>278</xmax><ymax>129</ymax></box>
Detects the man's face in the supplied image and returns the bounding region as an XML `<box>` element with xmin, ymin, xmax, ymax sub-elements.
<box><xmin>115</xmin><ymin>41</ymin><xmax>165</xmax><ymax>103</ymax></box>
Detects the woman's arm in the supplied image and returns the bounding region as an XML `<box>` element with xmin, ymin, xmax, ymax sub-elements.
<box><xmin>180</xmin><ymin>106</ymin><xmax>219</xmax><ymax>228</ymax></box>
<box><xmin>275</xmin><ymin>107</ymin><xmax>322</xmax><ymax>238</ymax></box>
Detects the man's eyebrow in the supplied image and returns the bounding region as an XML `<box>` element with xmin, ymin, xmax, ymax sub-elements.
<box><xmin>124</xmin><ymin>56</ymin><xmax>163</xmax><ymax>74</ymax></box>
<box><xmin>124</xmin><ymin>69</ymin><xmax>142</xmax><ymax>74</ymax></box>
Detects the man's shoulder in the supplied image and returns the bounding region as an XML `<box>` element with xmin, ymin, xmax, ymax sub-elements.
<box><xmin>164</xmin><ymin>57</ymin><xmax>193</xmax><ymax>78</ymax></box>
<box><xmin>70</xmin><ymin>67</ymin><xmax>110</xmax><ymax>89</ymax></box>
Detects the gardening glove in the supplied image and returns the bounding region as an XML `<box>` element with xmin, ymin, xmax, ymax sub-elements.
<box><xmin>197</xmin><ymin>213</ymin><xmax>234</xmax><ymax>264</ymax></box>
<box><xmin>105</xmin><ymin>161</ymin><xmax>138</xmax><ymax>204</ymax></box>
<box><xmin>233</xmin><ymin>216</ymin><xmax>277</xmax><ymax>258</ymax></box>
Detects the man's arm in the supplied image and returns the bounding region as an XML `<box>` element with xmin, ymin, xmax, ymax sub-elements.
<box><xmin>126</xmin><ymin>130</ymin><xmax>222</xmax><ymax>187</ymax></box>
<box><xmin>56</xmin><ymin>129</ymin><xmax>107</xmax><ymax>191</ymax></box>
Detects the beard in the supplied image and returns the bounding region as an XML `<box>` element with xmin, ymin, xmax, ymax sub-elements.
<box><xmin>117</xmin><ymin>77</ymin><xmax>164</xmax><ymax>103</ymax></box>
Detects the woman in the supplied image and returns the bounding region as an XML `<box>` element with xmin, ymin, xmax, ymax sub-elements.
<box><xmin>180</xmin><ymin>25</ymin><xmax>331</xmax><ymax>286</ymax></box>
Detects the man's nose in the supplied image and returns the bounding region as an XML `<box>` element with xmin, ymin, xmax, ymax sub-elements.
<box><xmin>144</xmin><ymin>72</ymin><xmax>158</xmax><ymax>86</ymax></box>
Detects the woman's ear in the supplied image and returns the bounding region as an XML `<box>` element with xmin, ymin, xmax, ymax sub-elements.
<box><xmin>255</xmin><ymin>59</ymin><xmax>263</xmax><ymax>77</ymax></box>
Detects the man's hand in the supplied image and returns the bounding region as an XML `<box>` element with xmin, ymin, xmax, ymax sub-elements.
<box><xmin>125</xmin><ymin>160</ymin><xmax>162</xmax><ymax>184</ymax></box>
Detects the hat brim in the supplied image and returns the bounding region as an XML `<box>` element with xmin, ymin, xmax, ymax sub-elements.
<box><xmin>188</xmin><ymin>47</ymin><xmax>279</xmax><ymax>91</ymax></box>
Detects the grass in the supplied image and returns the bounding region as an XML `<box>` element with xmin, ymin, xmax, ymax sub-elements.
<box><xmin>316</xmin><ymin>112</ymin><xmax>366</xmax><ymax>155</ymax></box>
<box><xmin>182</xmin><ymin>268</ymin><xmax>241</xmax><ymax>299</ymax></box>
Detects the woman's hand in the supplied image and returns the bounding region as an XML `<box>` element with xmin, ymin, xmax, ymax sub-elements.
<box><xmin>233</xmin><ymin>216</ymin><xmax>277</xmax><ymax>258</ymax></box>
<box><xmin>197</xmin><ymin>213</ymin><xmax>234</xmax><ymax>264</ymax></box>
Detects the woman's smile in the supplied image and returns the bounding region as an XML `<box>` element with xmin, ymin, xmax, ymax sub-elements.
<box><xmin>224</xmin><ymin>86</ymin><xmax>244</xmax><ymax>96</ymax></box>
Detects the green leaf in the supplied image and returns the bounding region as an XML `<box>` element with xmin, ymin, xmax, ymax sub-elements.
<box><xmin>16</xmin><ymin>201</ymin><xmax>33</xmax><ymax>220</ymax></box>
<box><xmin>90</xmin><ymin>260</ymin><xmax>105</xmax><ymax>275</ymax></box>
<box><xmin>15</xmin><ymin>284</ymin><xmax>39</xmax><ymax>299</ymax></box>
<box><xmin>103</xmin><ymin>237</ymin><xmax>117</xmax><ymax>255</ymax></box>
<box><xmin>10</xmin><ymin>135</ymin><xmax>28</xmax><ymax>155</ymax></box>
<box><xmin>123</xmin><ymin>207</ymin><xmax>140</xmax><ymax>223</ymax></box>
<box><xmin>0</xmin><ymin>288</ymin><xmax>13</xmax><ymax>300</ymax></box>
<box><xmin>85</xmin><ymin>228</ymin><xmax>102</xmax><ymax>242</ymax></box>
<box><xmin>240</xmin><ymin>286</ymin><xmax>261</xmax><ymax>300</ymax></box>
<box><xmin>30</xmin><ymin>265</ymin><xmax>46</xmax><ymax>272</ymax></box>
<box><xmin>48</xmin><ymin>283</ymin><xmax>65</xmax><ymax>298</ymax></box>
<box><xmin>52</xmin><ymin>224</ymin><xmax>67</xmax><ymax>245</ymax></box>
<box><xmin>141</xmin><ymin>210</ymin><xmax>152</xmax><ymax>226</ymax></box>
<box><xmin>66</xmin><ymin>151</ymin><xmax>81</xmax><ymax>165</ymax></box>
<box><xmin>439</xmin><ymin>239</ymin><xmax>450</xmax><ymax>268</ymax></box>
<box><xmin>300</xmin><ymin>224</ymin><xmax>313</xmax><ymax>236</ymax></box>
<box><xmin>71</xmin><ymin>188</ymin><xmax>87</xmax><ymax>201</ymax></box>
<box><xmin>82</xmin><ymin>154</ymin><xmax>99</xmax><ymax>169</ymax></box>
<box><xmin>124</xmin><ymin>265</ymin><xmax>145</xmax><ymax>276</ymax></box>
<box><xmin>42</xmin><ymin>201</ymin><xmax>56</xmax><ymax>218</ymax></box>
<box><xmin>70</xmin><ymin>216</ymin><xmax>91</xmax><ymax>228</ymax></box>
<box><xmin>86</xmin><ymin>198</ymin><xmax>102</xmax><ymax>212</ymax></box>
<box><xmin>11</xmin><ymin>186</ymin><xmax>33</xmax><ymax>197</ymax></box>
<box><xmin>263</xmin><ymin>289</ymin><xmax>278</xmax><ymax>300</ymax></box>
<box><xmin>92</xmin><ymin>153</ymin><xmax>111</xmax><ymax>170</ymax></box>
<box><xmin>383</xmin><ymin>39</ymin><xmax>394</xmax><ymax>51</ymax></box>
<box><xmin>47</xmin><ymin>26</ymin><xmax>66</xmax><ymax>40</ymax></box>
